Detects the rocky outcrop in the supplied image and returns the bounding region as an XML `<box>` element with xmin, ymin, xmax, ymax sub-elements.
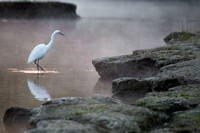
<box><xmin>92</xmin><ymin>32</ymin><xmax>200</xmax><ymax>132</ymax></box>
<box><xmin>0</xmin><ymin>2</ymin><xmax>80</xmax><ymax>19</ymax></box>
<box><xmin>4</xmin><ymin>96</ymin><xmax>159</xmax><ymax>133</ymax></box>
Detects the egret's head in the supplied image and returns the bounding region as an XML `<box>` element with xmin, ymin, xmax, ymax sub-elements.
<box><xmin>54</xmin><ymin>30</ymin><xmax>65</xmax><ymax>36</ymax></box>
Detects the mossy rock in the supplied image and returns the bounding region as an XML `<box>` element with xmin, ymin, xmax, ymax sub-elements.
<box><xmin>163</xmin><ymin>31</ymin><xmax>197</xmax><ymax>44</ymax></box>
<box><xmin>169</xmin><ymin>108</ymin><xmax>200</xmax><ymax>132</ymax></box>
<box><xmin>135</xmin><ymin>84</ymin><xmax>200</xmax><ymax>114</ymax></box>
<box><xmin>4</xmin><ymin>96</ymin><xmax>159</xmax><ymax>133</ymax></box>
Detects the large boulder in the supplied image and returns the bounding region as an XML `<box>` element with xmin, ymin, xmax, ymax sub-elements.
<box><xmin>92</xmin><ymin>55</ymin><xmax>160</xmax><ymax>79</ymax></box>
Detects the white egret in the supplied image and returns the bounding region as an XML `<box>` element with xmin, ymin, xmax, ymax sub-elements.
<box><xmin>27</xmin><ymin>30</ymin><xmax>64</xmax><ymax>71</ymax></box>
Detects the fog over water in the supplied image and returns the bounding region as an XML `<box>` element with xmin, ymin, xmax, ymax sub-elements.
<box><xmin>1</xmin><ymin>0</ymin><xmax>200</xmax><ymax>133</ymax></box>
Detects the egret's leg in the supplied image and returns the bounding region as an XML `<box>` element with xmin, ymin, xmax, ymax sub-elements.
<box><xmin>37</xmin><ymin>60</ymin><xmax>44</xmax><ymax>71</ymax></box>
<box><xmin>34</xmin><ymin>60</ymin><xmax>39</xmax><ymax>72</ymax></box>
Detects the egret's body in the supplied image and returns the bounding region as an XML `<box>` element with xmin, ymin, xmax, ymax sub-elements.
<box><xmin>27</xmin><ymin>30</ymin><xmax>64</xmax><ymax>71</ymax></box>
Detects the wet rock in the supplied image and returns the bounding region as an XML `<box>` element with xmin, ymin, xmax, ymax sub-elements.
<box><xmin>4</xmin><ymin>96</ymin><xmax>159</xmax><ymax>133</ymax></box>
<box><xmin>135</xmin><ymin>84</ymin><xmax>200</xmax><ymax>114</ymax></box>
<box><xmin>0</xmin><ymin>2</ymin><xmax>80</xmax><ymax>19</ymax></box>
<box><xmin>92</xmin><ymin>56</ymin><xmax>159</xmax><ymax>79</ymax></box>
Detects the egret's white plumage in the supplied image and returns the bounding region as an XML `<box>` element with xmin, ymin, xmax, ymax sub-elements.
<box><xmin>27</xmin><ymin>44</ymin><xmax>46</xmax><ymax>64</ymax></box>
<box><xmin>27</xmin><ymin>30</ymin><xmax>64</xmax><ymax>71</ymax></box>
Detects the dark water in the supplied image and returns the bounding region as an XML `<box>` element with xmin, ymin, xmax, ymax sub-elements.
<box><xmin>1</xmin><ymin>0</ymin><xmax>200</xmax><ymax>133</ymax></box>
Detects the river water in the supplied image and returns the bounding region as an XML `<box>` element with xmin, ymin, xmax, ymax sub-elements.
<box><xmin>1</xmin><ymin>0</ymin><xmax>200</xmax><ymax>133</ymax></box>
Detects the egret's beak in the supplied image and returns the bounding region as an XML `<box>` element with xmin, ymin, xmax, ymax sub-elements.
<box><xmin>60</xmin><ymin>33</ymin><xmax>65</xmax><ymax>36</ymax></box>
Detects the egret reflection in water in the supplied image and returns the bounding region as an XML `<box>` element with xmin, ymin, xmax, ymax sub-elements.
<box><xmin>27</xmin><ymin>79</ymin><xmax>51</xmax><ymax>101</ymax></box>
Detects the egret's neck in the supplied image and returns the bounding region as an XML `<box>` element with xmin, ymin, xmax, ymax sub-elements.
<box><xmin>46</xmin><ymin>32</ymin><xmax>56</xmax><ymax>52</ymax></box>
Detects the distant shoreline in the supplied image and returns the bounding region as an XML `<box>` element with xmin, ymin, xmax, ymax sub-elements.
<box><xmin>0</xmin><ymin>2</ymin><xmax>80</xmax><ymax>19</ymax></box>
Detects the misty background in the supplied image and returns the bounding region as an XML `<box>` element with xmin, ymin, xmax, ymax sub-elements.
<box><xmin>1</xmin><ymin>0</ymin><xmax>200</xmax><ymax>68</ymax></box>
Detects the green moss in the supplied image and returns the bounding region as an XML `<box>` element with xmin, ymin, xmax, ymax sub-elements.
<box><xmin>135</xmin><ymin>96</ymin><xmax>169</xmax><ymax>112</ymax></box>
<box><xmin>179</xmin><ymin>93</ymin><xmax>190</xmax><ymax>99</ymax></box>
<box><xmin>136</xmin><ymin>85</ymin><xmax>200</xmax><ymax>114</ymax></box>
<box><xmin>67</xmin><ymin>104</ymin><xmax>109</xmax><ymax>115</ymax></box>
<box><xmin>108</xmin><ymin>57</ymin><xmax>117</xmax><ymax>62</ymax></box>
<box><xmin>180</xmin><ymin>31</ymin><xmax>192</xmax><ymax>40</ymax></box>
